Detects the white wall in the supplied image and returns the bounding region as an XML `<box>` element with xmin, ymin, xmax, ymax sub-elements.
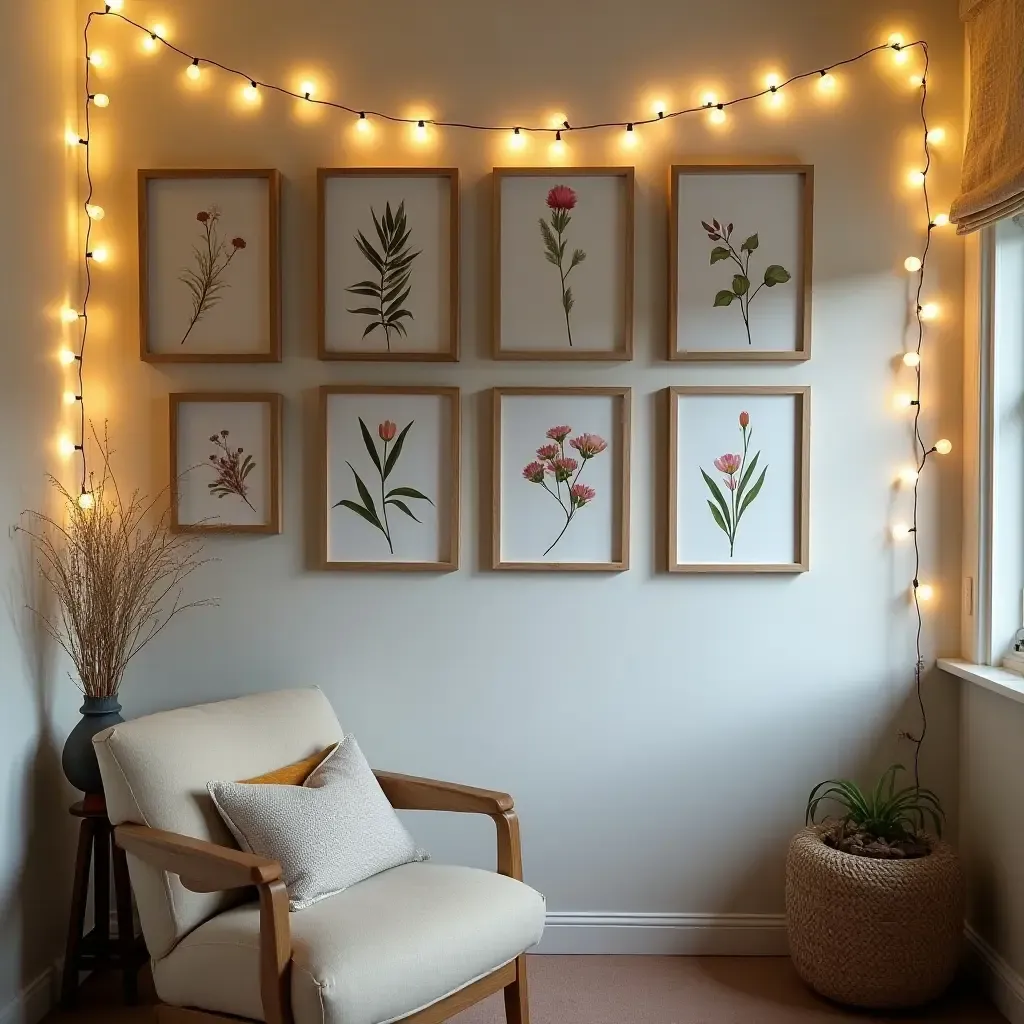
<box><xmin>66</xmin><ymin>0</ymin><xmax>966</xmax><ymax>952</ymax></box>
<box><xmin>0</xmin><ymin>0</ymin><xmax>80</xmax><ymax>1017</ymax></box>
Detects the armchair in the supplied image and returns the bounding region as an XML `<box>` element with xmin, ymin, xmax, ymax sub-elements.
<box><xmin>93</xmin><ymin>689</ymin><xmax>543</xmax><ymax>1024</ymax></box>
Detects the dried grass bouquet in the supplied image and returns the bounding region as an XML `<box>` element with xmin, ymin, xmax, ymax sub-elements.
<box><xmin>17</xmin><ymin>426</ymin><xmax>215</xmax><ymax>697</ymax></box>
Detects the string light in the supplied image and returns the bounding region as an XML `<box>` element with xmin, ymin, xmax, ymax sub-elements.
<box><xmin>892</xmin><ymin>524</ymin><xmax>914</xmax><ymax>541</ymax></box>
<box><xmin>65</xmin><ymin>129</ymin><xmax>86</xmax><ymax>146</ymax></box>
<box><xmin>916</xmin><ymin>583</ymin><xmax>935</xmax><ymax>602</ymax></box>
<box><xmin>907</xmin><ymin>169</ymin><xmax>926</xmax><ymax>186</ymax></box>
<box><xmin>58</xmin><ymin>437</ymin><xmax>82</xmax><ymax>458</ymax></box>
<box><xmin>414</xmin><ymin>119</ymin><xmax>428</xmax><ymax>141</ymax></box>
<box><xmin>551</xmin><ymin>130</ymin><xmax>566</xmax><ymax>157</ymax></box>
<box><xmin>889</xmin><ymin>34</ymin><xmax>909</xmax><ymax>64</ymax></box>
<box><xmin>63</xmin><ymin>391</ymin><xmax>82</xmax><ymax>406</ymax></box>
<box><xmin>85</xmin><ymin>204</ymin><xmax>105</xmax><ymax>220</ymax></box>
<box><xmin>243</xmin><ymin>80</ymin><xmax>259</xmax><ymax>103</ymax></box>
<box><xmin>77</xmin><ymin>491</ymin><xmax>95</xmax><ymax>511</ymax></box>
<box><xmin>90</xmin><ymin>92</ymin><xmax>109</xmax><ymax>107</ymax></box>
<box><xmin>509</xmin><ymin>126</ymin><xmax>525</xmax><ymax>150</ymax></box>
<box><xmin>894</xmin><ymin>392</ymin><xmax>918</xmax><ymax>409</ymax></box>
<box><xmin>300</xmin><ymin>80</ymin><xmax>316</xmax><ymax>100</ymax></box>
<box><xmin>87</xmin><ymin>51</ymin><xmax>105</xmax><ymax>67</ymax></box>
<box><xmin>926</xmin><ymin>126</ymin><xmax>945</xmax><ymax>144</ymax></box>
<box><xmin>355</xmin><ymin>111</ymin><xmax>369</xmax><ymax>133</ymax></box>
<box><xmin>186</xmin><ymin>58</ymin><xmax>201</xmax><ymax>80</ymax></box>
<box><xmin>104</xmin><ymin>0</ymin><xmax>124</xmax><ymax>10</ymax></box>
<box><xmin>142</xmin><ymin>26</ymin><xmax>163</xmax><ymax>53</ymax></box>
<box><xmin>764</xmin><ymin>72</ymin><xmax>785</xmax><ymax>107</ymax></box>
<box><xmin>933</xmin><ymin>438</ymin><xmax>953</xmax><ymax>455</ymax></box>
<box><xmin>898</xmin><ymin>467</ymin><xmax>919</xmax><ymax>486</ymax></box>
<box><xmin>60</xmin><ymin>307</ymin><xmax>81</xmax><ymax>324</ymax></box>
<box><xmin>919</xmin><ymin>302</ymin><xmax>938</xmax><ymax>320</ymax></box>
<box><xmin>652</xmin><ymin>100</ymin><xmax>667</xmax><ymax>118</ymax></box>
<box><xmin>931</xmin><ymin>212</ymin><xmax>949</xmax><ymax>228</ymax></box>
<box><xmin>59</xmin><ymin>349</ymin><xmax>78</xmax><ymax>366</ymax></box>
<box><xmin>622</xmin><ymin>122</ymin><xmax>637</xmax><ymax>148</ymax></box>
<box><xmin>909</xmin><ymin>74</ymin><xmax>926</xmax><ymax>88</ymax></box>
<box><xmin>86</xmin><ymin>246</ymin><xmax>108</xmax><ymax>263</ymax></box>
<box><xmin>904</xmin><ymin>256</ymin><xmax>922</xmax><ymax>272</ymax></box>
<box><xmin>817</xmin><ymin>70</ymin><xmax>836</xmax><ymax>92</ymax></box>
<box><xmin>902</xmin><ymin>352</ymin><xmax>921</xmax><ymax>367</ymax></box>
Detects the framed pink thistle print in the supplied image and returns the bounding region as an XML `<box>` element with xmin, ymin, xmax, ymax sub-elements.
<box><xmin>492</xmin><ymin>168</ymin><xmax>634</xmax><ymax>361</ymax></box>
<box><xmin>668</xmin><ymin>386</ymin><xmax>810</xmax><ymax>572</ymax></box>
<box><xmin>492</xmin><ymin>387</ymin><xmax>631</xmax><ymax>571</ymax></box>
<box><xmin>318</xmin><ymin>386</ymin><xmax>460</xmax><ymax>571</ymax></box>
<box><xmin>170</xmin><ymin>392</ymin><xmax>282</xmax><ymax>534</ymax></box>
<box><xmin>140</xmin><ymin>169</ymin><xmax>281</xmax><ymax>363</ymax></box>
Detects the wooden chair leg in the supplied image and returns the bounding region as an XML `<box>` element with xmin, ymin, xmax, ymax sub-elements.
<box><xmin>60</xmin><ymin>817</ymin><xmax>95</xmax><ymax>1008</ymax></box>
<box><xmin>503</xmin><ymin>954</ymin><xmax>529</xmax><ymax>1024</ymax></box>
<box><xmin>112</xmin><ymin>840</ymin><xmax>139</xmax><ymax>1004</ymax></box>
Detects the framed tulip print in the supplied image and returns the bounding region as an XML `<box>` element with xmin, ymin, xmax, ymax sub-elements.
<box><xmin>493</xmin><ymin>168</ymin><xmax>634</xmax><ymax>360</ymax></box>
<box><xmin>318</xmin><ymin>168</ymin><xmax>460</xmax><ymax>362</ymax></box>
<box><xmin>140</xmin><ymin>169</ymin><xmax>281</xmax><ymax>363</ymax></box>
<box><xmin>669</xmin><ymin>164</ymin><xmax>813</xmax><ymax>362</ymax></box>
<box><xmin>668</xmin><ymin>386</ymin><xmax>810</xmax><ymax>573</ymax></box>
<box><xmin>492</xmin><ymin>387</ymin><xmax>631</xmax><ymax>570</ymax></box>
<box><xmin>318</xmin><ymin>386</ymin><xmax>460</xmax><ymax>571</ymax></box>
<box><xmin>170</xmin><ymin>392</ymin><xmax>283</xmax><ymax>534</ymax></box>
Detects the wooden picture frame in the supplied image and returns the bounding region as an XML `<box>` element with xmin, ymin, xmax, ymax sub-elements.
<box><xmin>140</xmin><ymin>169</ymin><xmax>281</xmax><ymax>363</ymax></box>
<box><xmin>317</xmin><ymin>168</ymin><xmax>460</xmax><ymax>362</ymax></box>
<box><xmin>170</xmin><ymin>392</ymin><xmax>283</xmax><ymax>534</ymax></box>
<box><xmin>668</xmin><ymin>386</ymin><xmax>810</xmax><ymax>573</ymax></box>
<box><xmin>491</xmin><ymin>386</ymin><xmax>631</xmax><ymax>571</ymax></box>
<box><xmin>668</xmin><ymin>164</ymin><xmax>813</xmax><ymax>362</ymax></box>
<box><xmin>318</xmin><ymin>385</ymin><xmax>460</xmax><ymax>571</ymax></box>
<box><xmin>493</xmin><ymin>168</ymin><xmax>634</xmax><ymax>361</ymax></box>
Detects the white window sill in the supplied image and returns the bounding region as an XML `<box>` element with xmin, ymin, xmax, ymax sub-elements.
<box><xmin>937</xmin><ymin>658</ymin><xmax>1024</xmax><ymax>706</ymax></box>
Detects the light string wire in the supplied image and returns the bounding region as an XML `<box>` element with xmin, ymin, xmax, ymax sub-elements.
<box><xmin>70</xmin><ymin>9</ymin><xmax>941</xmax><ymax>784</ymax></box>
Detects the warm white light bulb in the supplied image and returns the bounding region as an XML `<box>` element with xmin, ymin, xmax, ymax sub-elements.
<box><xmin>907</xmin><ymin>169</ymin><xmax>926</xmax><ymax>187</ymax></box>
<box><xmin>892</xmin><ymin>523</ymin><xmax>912</xmax><ymax>541</ymax></box>
<box><xmin>550</xmin><ymin>135</ymin><xmax>566</xmax><ymax>158</ymax></box>
<box><xmin>243</xmin><ymin>82</ymin><xmax>259</xmax><ymax>103</ymax></box>
<box><xmin>355</xmin><ymin>113</ymin><xmax>370</xmax><ymax>134</ymax></box>
<box><xmin>60</xmin><ymin>307</ymin><xmax>80</xmax><ymax>324</ymax></box>
<box><xmin>414</xmin><ymin>119</ymin><xmax>428</xmax><ymax>141</ymax></box>
<box><xmin>917</xmin><ymin>583</ymin><xmax>935</xmax><ymax>602</ymax></box>
<box><xmin>909</xmin><ymin>74</ymin><xmax>926</xmax><ymax>88</ymax></box>
<box><xmin>927</xmin><ymin>127</ymin><xmax>946</xmax><ymax>144</ymax></box>
<box><xmin>622</xmin><ymin>124</ymin><xmax>638</xmax><ymax>148</ymax></box>
<box><xmin>58</xmin><ymin>437</ymin><xmax>77</xmax><ymax>457</ymax></box>
<box><xmin>509</xmin><ymin>128</ymin><xmax>525</xmax><ymax>150</ymax></box>
<box><xmin>932</xmin><ymin>213</ymin><xmax>950</xmax><ymax>227</ymax></box>
<box><xmin>89</xmin><ymin>246</ymin><xmax>108</xmax><ymax>263</ymax></box>
<box><xmin>893</xmin><ymin>392</ymin><xmax>915</xmax><ymax>409</ymax></box>
<box><xmin>186</xmin><ymin>61</ymin><xmax>201</xmax><ymax>81</ymax></box>
<box><xmin>92</xmin><ymin>93</ymin><xmax>109</xmax><ymax>108</ymax></box>
<box><xmin>106</xmin><ymin>0</ymin><xmax>124</xmax><ymax>10</ymax></box>
<box><xmin>888</xmin><ymin>32</ymin><xmax>905</xmax><ymax>48</ymax></box>
<box><xmin>934</xmin><ymin>438</ymin><xmax>953</xmax><ymax>455</ymax></box>
<box><xmin>903</xmin><ymin>352</ymin><xmax>921</xmax><ymax>367</ymax></box>
<box><xmin>300</xmin><ymin>80</ymin><xmax>316</xmax><ymax>98</ymax></box>
<box><xmin>904</xmin><ymin>256</ymin><xmax>922</xmax><ymax>272</ymax></box>
<box><xmin>919</xmin><ymin>302</ymin><xmax>939</xmax><ymax>321</ymax></box>
<box><xmin>77</xmin><ymin>491</ymin><xmax>95</xmax><ymax>511</ymax></box>
<box><xmin>86</xmin><ymin>204</ymin><xmax>105</xmax><ymax>220</ymax></box>
<box><xmin>65</xmin><ymin>129</ymin><xmax>83</xmax><ymax>146</ymax></box>
<box><xmin>817</xmin><ymin>72</ymin><xmax>836</xmax><ymax>92</ymax></box>
<box><xmin>899</xmin><ymin>467</ymin><xmax>919</xmax><ymax>485</ymax></box>
<box><xmin>652</xmin><ymin>99</ymin><xmax>667</xmax><ymax>117</ymax></box>
<box><xmin>63</xmin><ymin>390</ymin><xmax>79</xmax><ymax>406</ymax></box>
<box><xmin>709</xmin><ymin>107</ymin><xmax>726</xmax><ymax>125</ymax></box>
<box><xmin>88</xmin><ymin>51</ymin><xmax>106</xmax><ymax>67</ymax></box>
<box><xmin>59</xmin><ymin>349</ymin><xmax>76</xmax><ymax>365</ymax></box>
<box><xmin>701</xmin><ymin>92</ymin><xmax>717</xmax><ymax>107</ymax></box>
<box><xmin>142</xmin><ymin>34</ymin><xmax>158</xmax><ymax>52</ymax></box>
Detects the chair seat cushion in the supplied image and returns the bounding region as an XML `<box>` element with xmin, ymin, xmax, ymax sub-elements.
<box><xmin>153</xmin><ymin>862</ymin><xmax>546</xmax><ymax>1024</ymax></box>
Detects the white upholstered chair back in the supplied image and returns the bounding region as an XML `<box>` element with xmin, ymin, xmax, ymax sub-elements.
<box><xmin>93</xmin><ymin>688</ymin><xmax>343</xmax><ymax>960</ymax></box>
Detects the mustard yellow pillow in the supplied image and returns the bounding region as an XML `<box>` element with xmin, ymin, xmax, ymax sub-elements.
<box><xmin>240</xmin><ymin>745</ymin><xmax>336</xmax><ymax>785</ymax></box>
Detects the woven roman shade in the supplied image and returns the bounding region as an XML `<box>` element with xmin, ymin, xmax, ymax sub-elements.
<box><xmin>950</xmin><ymin>0</ymin><xmax>1024</xmax><ymax>234</ymax></box>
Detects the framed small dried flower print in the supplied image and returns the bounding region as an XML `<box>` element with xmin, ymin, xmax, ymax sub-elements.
<box><xmin>668</xmin><ymin>386</ymin><xmax>809</xmax><ymax>572</ymax></box>
<box><xmin>170</xmin><ymin>392</ymin><xmax>282</xmax><ymax>534</ymax></box>
<box><xmin>318</xmin><ymin>168</ymin><xmax>460</xmax><ymax>362</ymax></box>
<box><xmin>319</xmin><ymin>386</ymin><xmax>460</xmax><ymax>571</ymax></box>
<box><xmin>493</xmin><ymin>168</ymin><xmax>634</xmax><ymax>360</ymax></box>
<box><xmin>669</xmin><ymin>165</ymin><xmax>813</xmax><ymax>362</ymax></box>
<box><xmin>492</xmin><ymin>387</ymin><xmax>631</xmax><ymax>570</ymax></box>
<box><xmin>139</xmin><ymin>169</ymin><xmax>281</xmax><ymax>363</ymax></box>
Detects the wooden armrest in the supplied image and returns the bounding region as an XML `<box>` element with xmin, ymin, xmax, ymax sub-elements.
<box><xmin>373</xmin><ymin>770</ymin><xmax>514</xmax><ymax>815</ymax></box>
<box><xmin>115</xmin><ymin>823</ymin><xmax>282</xmax><ymax>893</ymax></box>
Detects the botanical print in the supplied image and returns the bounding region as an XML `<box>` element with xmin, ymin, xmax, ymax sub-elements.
<box><xmin>522</xmin><ymin>425</ymin><xmax>606</xmax><ymax>555</ymax></box>
<box><xmin>206</xmin><ymin>428</ymin><xmax>256</xmax><ymax>511</ymax></box>
<box><xmin>346</xmin><ymin>201</ymin><xmax>421</xmax><ymax>352</ymax></box>
<box><xmin>333</xmin><ymin>418</ymin><xmax>433</xmax><ymax>554</ymax></box>
<box><xmin>700</xmin><ymin>411</ymin><xmax>768</xmax><ymax>557</ymax></box>
<box><xmin>539</xmin><ymin>186</ymin><xmax>587</xmax><ymax>347</ymax></box>
<box><xmin>702</xmin><ymin>218</ymin><xmax>791</xmax><ymax>345</ymax></box>
<box><xmin>179</xmin><ymin>206</ymin><xmax>246</xmax><ymax>345</ymax></box>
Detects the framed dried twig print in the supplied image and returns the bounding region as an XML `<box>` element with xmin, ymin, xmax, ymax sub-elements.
<box><xmin>669</xmin><ymin>165</ymin><xmax>813</xmax><ymax>362</ymax></box>
<box><xmin>493</xmin><ymin>168</ymin><xmax>634</xmax><ymax>360</ymax></box>
<box><xmin>668</xmin><ymin>386</ymin><xmax>809</xmax><ymax>573</ymax></box>
<box><xmin>318</xmin><ymin>168</ymin><xmax>459</xmax><ymax>362</ymax></box>
<box><xmin>492</xmin><ymin>387</ymin><xmax>630</xmax><ymax>570</ymax></box>
<box><xmin>319</xmin><ymin>386</ymin><xmax>460</xmax><ymax>571</ymax></box>
<box><xmin>140</xmin><ymin>169</ymin><xmax>281</xmax><ymax>363</ymax></box>
<box><xmin>170</xmin><ymin>392</ymin><xmax>282</xmax><ymax>534</ymax></box>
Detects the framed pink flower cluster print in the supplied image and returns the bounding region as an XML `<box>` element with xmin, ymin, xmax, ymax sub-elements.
<box><xmin>493</xmin><ymin>168</ymin><xmax>634</xmax><ymax>360</ymax></box>
<box><xmin>318</xmin><ymin>386</ymin><xmax>460</xmax><ymax>571</ymax></box>
<box><xmin>139</xmin><ymin>169</ymin><xmax>281</xmax><ymax>363</ymax></box>
<box><xmin>669</xmin><ymin>165</ymin><xmax>813</xmax><ymax>362</ymax></box>
<box><xmin>170</xmin><ymin>392</ymin><xmax>282</xmax><ymax>534</ymax></box>
<box><xmin>492</xmin><ymin>387</ymin><xmax>630</xmax><ymax>570</ymax></box>
<box><xmin>318</xmin><ymin>168</ymin><xmax>460</xmax><ymax>362</ymax></box>
<box><xmin>668</xmin><ymin>386</ymin><xmax>809</xmax><ymax>573</ymax></box>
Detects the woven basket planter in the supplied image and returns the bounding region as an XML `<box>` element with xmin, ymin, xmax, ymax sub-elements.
<box><xmin>785</xmin><ymin>826</ymin><xmax>964</xmax><ymax>1009</ymax></box>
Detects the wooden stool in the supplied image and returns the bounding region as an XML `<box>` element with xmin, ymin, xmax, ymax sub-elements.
<box><xmin>61</xmin><ymin>797</ymin><xmax>148</xmax><ymax>1008</ymax></box>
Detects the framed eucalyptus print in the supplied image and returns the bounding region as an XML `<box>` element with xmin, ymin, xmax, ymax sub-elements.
<box><xmin>493</xmin><ymin>168</ymin><xmax>634</xmax><ymax>360</ymax></box>
<box><xmin>318</xmin><ymin>169</ymin><xmax>460</xmax><ymax>362</ymax></box>
<box><xmin>170</xmin><ymin>392</ymin><xmax>282</xmax><ymax>534</ymax></box>
<box><xmin>669</xmin><ymin>165</ymin><xmax>813</xmax><ymax>362</ymax></box>
<box><xmin>668</xmin><ymin>386</ymin><xmax>809</xmax><ymax>573</ymax></box>
<box><xmin>140</xmin><ymin>169</ymin><xmax>281</xmax><ymax>363</ymax></box>
<box><xmin>319</xmin><ymin>386</ymin><xmax>460</xmax><ymax>571</ymax></box>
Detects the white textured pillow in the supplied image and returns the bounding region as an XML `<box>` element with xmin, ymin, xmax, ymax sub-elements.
<box><xmin>208</xmin><ymin>734</ymin><xmax>426</xmax><ymax>911</ymax></box>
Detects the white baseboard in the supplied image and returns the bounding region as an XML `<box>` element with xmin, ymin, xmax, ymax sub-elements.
<box><xmin>966</xmin><ymin>924</ymin><xmax>1024</xmax><ymax>1024</ymax></box>
<box><xmin>537</xmin><ymin>912</ymin><xmax>788</xmax><ymax>955</ymax></box>
<box><xmin>0</xmin><ymin>968</ymin><xmax>54</xmax><ymax>1024</ymax></box>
